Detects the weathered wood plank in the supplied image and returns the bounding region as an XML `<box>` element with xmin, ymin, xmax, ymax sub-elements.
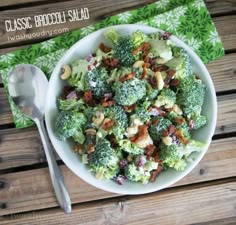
<box><xmin>0</xmin><ymin>127</ymin><xmax>46</xmax><ymax>170</ymax></box>
<box><xmin>0</xmin><ymin>0</ymin><xmax>235</xmax><ymax>15</ymax></box>
<box><xmin>0</xmin><ymin>179</ymin><xmax>236</xmax><ymax>224</ymax></box>
<box><xmin>0</xmin><ymin>126</ymin><xmax>61</xmax><ymax>170</ymax></box>
<box><xmin>205</xmin><ymin>0</ymin><xmax>236</xmax><ymax>16</ymax></box>
<box><xmin>206</xmin><ymin>53</ymin><xmax>236</xmax><ymax>93</ymax></box>
<box><xmin>0</xmin><ymin>88</ymin><xmax>13</xmax><ymax>125</ymax></box>
<box><xmin>0</xmin><ymin>0</ymin><xmax>50</xmax><ymax>8</ymax></box>
<box><xmin>196</xmin><ymin>216</ymin><xmax>236</xmax><ymax>225</ymax></box>
<box><xmin>0</xmin><ymin>0</ymin><xmax>235</xmax><ymax>50</ymax></box>
<box><xmin>0</xmin><ymin>136</ymin><xmax>235</xmax><ymax>216</ymax></box>
<box><xmin>214</xmin><ymin>15</ymin><xmax>236</xmax><ymax>51</ymax></box>
<box><xmin>216</xmin><ymin>94</ymin><xmax>236</xmax><ymax>135</ymax></box>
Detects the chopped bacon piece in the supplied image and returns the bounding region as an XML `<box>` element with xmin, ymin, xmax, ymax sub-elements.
<box><xmin>175</xmin><ymin>117</ymin><xmax>185</xmax><ymax>125</ymax></box>
<box><xmin>153</xmin><ymin>152</ymin><xmax>162</xmax><ymax>163</ymax></box>
<box><xmin>169</xmin><ymin>79</ymin><xmax>180</xmax><ymax>86</ymax></box>
<box><xmin>99</xmin><ymin>43</ymin><xmax>112</xmax><ymax>53</ymax></box>
<box><xmin>133</xmin><ymin>42</ymin><xmax>150</xmax><ymax>55</ymax></box>
<box><xmin>141</xmin><ymin>66</ymin><xmax>147</xmax><ymax>80</ymax></box>
<box><xmin>162</xmin><ymin>130</ymin><xmax>169</xmax><ymax>137</ymax></box>
<box><xmin>119</xmin><ymin>72</ymin><xmax>135</xmax><ymax>82</ymax></box>
<box><xmin>84</xmin><ymin>90</ymin><xmax>94</xmax><ymax>106</ymax></box>
<box><xmin>150</xmin><ymin>165</ymin><xmax>163</xmax><ymax>182</ymax></box>
<box><xmin>102</xmin><ymin>57</ymin><xmax>119</xmax><ymax>70</ymax></box>
<box><xmin>175</xmin><ymin>129</ymin><xmax>190</xmax><ymax>145</ymax></box>
<box><xmin>147</xmin><ymin>76</ymin><xmax>157</xmax><ymax>88</ymax></box>
<box><xmin>153</xmin><ymin>65</ymin><xmax>169</xmax><ymax>72</ymax></box>
<box><xmin>169</xmin><ymin>125</ymin><xmax>176</xmax><ymax>134</ymax></box>
<box><xmin>87</xmin><ymin>65</ymin><xmax>92</xmax><ymax>71</ymax></box>
<box><xmin>122</xmin><ymin>103</ymin><xmax>136</xmax><ymax>112</ymax></box>
<box><xmin>145</xmin><ymin>144</ymin><xmax>156</xmax><ymax>157</ymax></box>
<box><xmin>129</xmin><ymin>125</ymin><xmax>148</xmax><ymax>143</ymax></box>
<box><xmin>146</xmin><ymin>120</ymin><xmax>152</xmax><ymax>127</ymax></box>
<box><xmin>107</xmin><ymin>134</ymin><xmax>118</xmax><ymax>148</ymax></box>
<box><xmin>164</xmin><ymin>69</ymin><xmax>176</xmax><ymax>84</ymax></box>
<box><xmin>153</xmin><ymin>119</ymin><xmax>159</xmax><ymax>125</ymax></box>
<box><xmin>93</xmin><ymin>60</ymin><xmax>98</xmax><ymax>66</ymax></box>
<box><xmin>167</xmin><ymin>69</ymin><xmax>176</xmax><ymax>77</ymax></box>
<box><xmin>101</xmin><ymin>99</ymin><xmax>116</xmax><ymax>107</ymax></box>
<box><xmin>102</xmin><ymin>119</ymin><xmax>115</xmax><ymax>131</ymax></box>
<box><xmin>87</xmin><ymin>144</ymin><xmax>95</xmax><ymax>154</ymax></box>
<box><xmin>140</xmin><ymin>62</ymin><xmax>150</xmax><ymax>80</ymax></box>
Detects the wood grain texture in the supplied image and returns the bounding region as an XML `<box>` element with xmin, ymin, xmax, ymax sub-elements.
<box><xmin>0</xmin><ymin>88</ymin><xmax>13</xmax><ymax>125</ymax></box>
<box><xmin>214</xmin><ymin>15</ymin><xmax>236</xmax><ymax>51</ymax></box>
<box><xmin>0</xmin><ymin>127</ymin><xmax>47</xmax><ymax>170</ymax></box>
<box><xmin>206</xmin><ymin>53</ymin><xmax>236</xmax><ymax>93</ymax></box>
<box><xmin>216</xmin><ymin>94</ymin><xmax>236</xmax><ymax>135</ymax></box>
<box><xmin>0</xmin><ymin>179</ymin><xmax>236</xmax><ymax>224</ymax></box>
<box><xmin>0</xmin><ymin>136</ymin><xmax>235</xmax><ymax>215</ymax></box>
<box><xmin>196</xmin><ymin>217</ymin><xmax>236</xmax><ymax>225</ymax></box>
<box><xmin>205</xmin><ymin>0</ymin><xmax>236</xmax><ymax>16</ymax></box>
<box><xmin>0</xmin><ymin>0</ymin><xmax>50</xmax><ymax>8</ymax></box>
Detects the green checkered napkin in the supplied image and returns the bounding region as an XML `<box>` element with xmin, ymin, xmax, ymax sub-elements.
<box><xmin>0</xmin><ymin>0</ymin><xmax>224</xmax><ymax>128</ymax></box>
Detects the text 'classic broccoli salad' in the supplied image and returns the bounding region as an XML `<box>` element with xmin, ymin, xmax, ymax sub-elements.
<box><xmin>54</xmin><ymin>28</ymin><xmax>207</xmax><ymax>185</ymax></box>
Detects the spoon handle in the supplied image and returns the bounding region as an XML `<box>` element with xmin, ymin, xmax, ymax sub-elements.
<box><xmin>35</xmin><ymin>118</ymin><xmax>72</xmax><ymax>213</ymax></box>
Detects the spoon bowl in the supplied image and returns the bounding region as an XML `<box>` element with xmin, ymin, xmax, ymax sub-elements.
<box><xmin>8</xmin><ymin>64</ymin><xmax>47</xmax><ymax>120</ymax></box>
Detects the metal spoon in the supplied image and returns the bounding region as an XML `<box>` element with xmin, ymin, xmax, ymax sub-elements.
<box><xmin>8</xmin><ymin>64</ymin><xmax>71</xmax><ymax>213</ymax></box>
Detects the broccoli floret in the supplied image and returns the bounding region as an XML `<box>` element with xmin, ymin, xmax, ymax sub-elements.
<box><xmin>85</xmin><ymin>67</ymin><xmax>111</xmax><ymax>98</ymax></box>
<box><xmin>96</xmin><ymin>48</ymin><xmax>114</xmax><ymax>59</ymax></box>
<box><xmin>149</xmin><ymin>38</ymin><xmax>173</xmax><ymax>61</ymax></box>
<box><xmin>113</xmin><ymin>78</ymin><xmax>146</xmax><ymax>106</ymax></box>
<box><xmin>159</xmin><ymin>143</ymin><xmax>187</xmax><ymax>171</ymax></box>
<box><xmin>167</xmin><ymin>110</ymin><xmax>178</xmax><ymax>122</ymax></box>
<box><xmin>166</xmin><ymin>47</ymin><xmax>192</xmax><ymax>79</ymax></box>
<box><xmin>72</xmin><ymin>128</ymin><xmax>85</xmax><ymax>144</ymax></box>
<box><xmin>131</xmin><ymin>30</ymin><xmax>148</xmax><ymax>48</ymax></box>
<box><xmin>146</xmin><ymin>83</ymin><xmax>159</xmax><ymax>100</ymax></box>
<box><xmin>192</xmin><ymin>115</ymin><xmax>207</xmax><ymax>129</ymax></box>
<box><xmin>55</xmin><ymin>111</ymin><xmax>87</xmax><ymax>141</ymax></box>
<box><xmin>134</xmin><ymin>101</ymin><xmax>151</xmax><ymax>123</ymax></box>
<box><xmin>104</xmin><ymin>105</ymin><xmax>128</xmax><ymax>139</ymax></box>
<box><xmin>177</xmin><ymin>76</ymin><xmax>206</xmax><ymax>117</ymax></box>
<box><xmin>149</xmin><ymin>117</ymin><xmax>172</xmax><ymax>141</ymax></box>
<box><xmin>118</xmin><ymin>139</ymin><xmax>144</xmax><ymax>155</ymax></box>
<box><xmin>104</xmin><ymin>28</ymin><xmax>119</xmax><ymax>44</ymax></box>
<box><xmin>57</xmin><ymin>98</ymin><xmax>85</xmax><ymax>111</ymax></box>
<box><xmin>105</xmin><ymin>29</ymin><xmax>148</xmax><ymax>67</ymax></box>
<box><xmin>154</xmin><ymin>88</ymin><xmax>176</xmax><ymax>108</ymax></box>
<box><xmin>89</xmin><ymin>139</ymin><xmax>119</xmax><ymax>179</ymax></box>
<box><xmin>178</xmin><ymin>140</ymin><xmax>206</xmax><ymax>158</ymax></box>
<box><xmin>114</xmin><ymin>36</ymin><xmax>136</xmax><ymax>67</ymax></box>
<box><xmin>125</xmin><ymin>163</ymin><xmax>150</xmax><ymax>184</ymax></box>
<box><xmin>68</xmin><ymin>60</ymin><xmax>88</xmax><ymax>90</ymax></box>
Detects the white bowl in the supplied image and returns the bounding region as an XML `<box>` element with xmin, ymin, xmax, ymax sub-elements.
<box><xmin>45</xmin><ymin>25</ymin><xmax>217</xmax><ymax>195</ymax></box>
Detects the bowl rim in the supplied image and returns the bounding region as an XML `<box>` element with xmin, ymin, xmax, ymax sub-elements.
<box><xmin>45</xmin><ymin>24</ymin><xmax>217</xmax><ymax>195</ymax></box>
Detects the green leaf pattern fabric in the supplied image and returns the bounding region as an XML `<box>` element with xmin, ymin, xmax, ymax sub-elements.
<box><xmin>0</xmin><ymin>0</ymin><xmax>224</xmax><ymax>128</ymax></box>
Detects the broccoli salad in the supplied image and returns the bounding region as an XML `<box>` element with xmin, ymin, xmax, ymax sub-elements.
<box><xmin>54</xmin><ymin>28</ymin><xmax>207</xmax><ymax>185</ymax></box>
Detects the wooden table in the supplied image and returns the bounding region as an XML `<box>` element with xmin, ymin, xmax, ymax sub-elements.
<box><xmin>0</xmin><ymin>0</ymin><xmax>236</xmax><ymax>224</ymax></box>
